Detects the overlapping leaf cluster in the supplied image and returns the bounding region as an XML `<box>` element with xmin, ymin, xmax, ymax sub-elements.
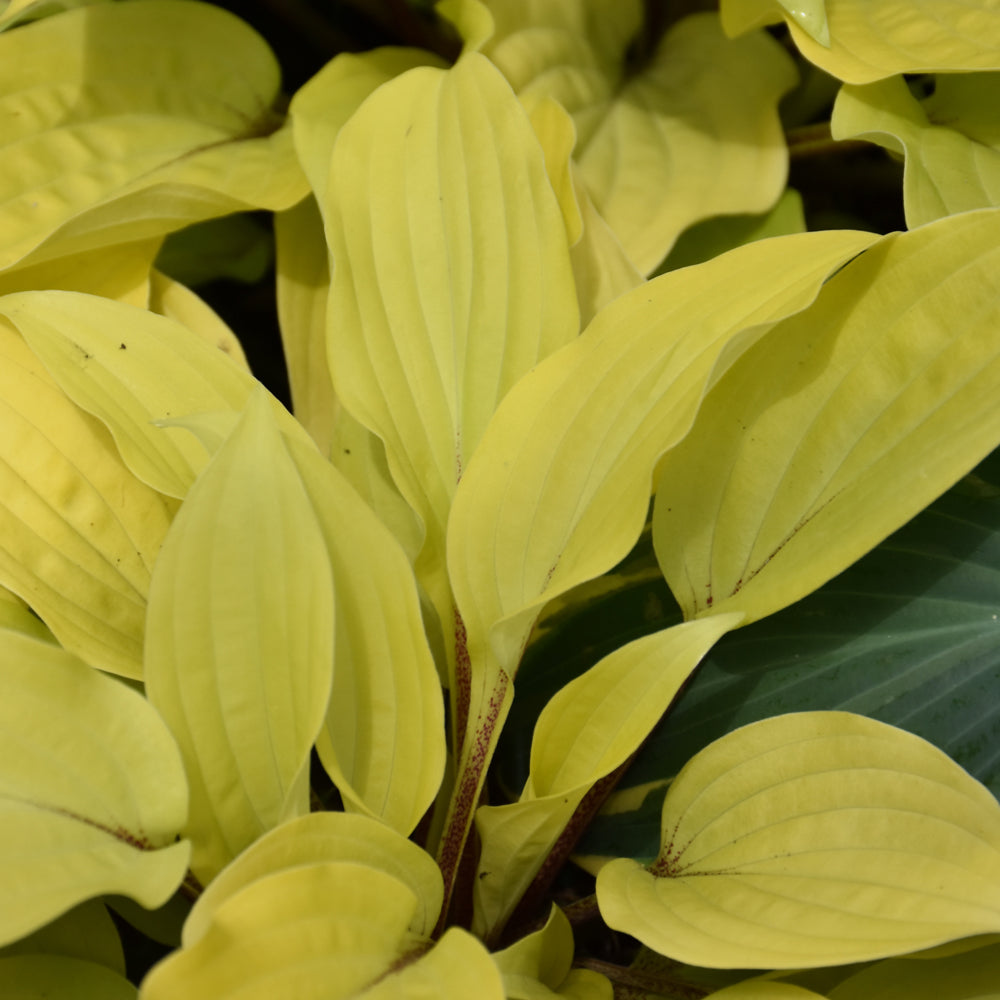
<box><xmin>1</xmin><ymin>0</ymin><xmax>1000</xmax><ymax>996</ymax></box>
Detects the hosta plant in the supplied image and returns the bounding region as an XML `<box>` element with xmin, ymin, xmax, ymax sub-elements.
<box><xmin>2</xmin><ymin>0</ymin><xmax>1000</xmax><ymax>996</ymax></box>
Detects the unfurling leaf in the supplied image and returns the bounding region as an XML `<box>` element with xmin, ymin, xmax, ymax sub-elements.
<box><xmin>597</xmin><ymin>712</ymin><xmax>1000</xmax><ymax>968</ymax></box>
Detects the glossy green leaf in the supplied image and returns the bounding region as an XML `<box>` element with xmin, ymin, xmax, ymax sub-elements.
<box><xmin>829</xmin><ymin>939</ymin><xmax>1000</xmax><ymax>999</ymax></box>
<box><xmin>0</xmin><ymin>290</ymin><xmax>262</xmax><ymax>499</ymax></box>
<box><xmin>832</xmin><ymin>74</ymin><xmax>1000</xmax><ymax>227</ymax></box>
<box><xmin>0</xmin><ymin>630</ymin><xmax>189</xmax><ymax>946</ymax></box>
<box><xmin>472</xmin><ymin>616</ymin><xmax>740</xmax><ymax>937</ymax></box>
<box><xmin>482</xmin><ymin>4</ymin><xmax>795</xmax><ymax>273</ymax></box>
<box><xmin>623</xmin><ymin>457</ymin><xmax>1000</xmax><ymax>808</ymax></box>
<box><xmin>722</xmin><ymin>0</ymin><xmax>1000</xmax><ymax>83</ymax></box>
<box><xmin>493</xmin><ymin>906</ymin><xmax>612</xmax><ymax>999</ymax></box>
<box><xmin>141</xmin><ymin>862</ymin><xmax>504</xmax><ymax>1000</ymax></box>
<box><xmin>0</xmin><ymin>900</ymin><xmax>124</xmax><ymax>974</ymax></box>
<box><xmin>597</xmin><ymin>712</ymin><xmax>1000</xmax><ymax>968</ymax></box>
<box><xmin>0</xmin><ymin>315</ymin><xmax>176</xmax><ymax>677</ymax></box>
<box><xmin>322</xmin><ymin>51</ymin><xmax>579</xmax><ymax>635</ymax></box>
<box><xmin>184</xmin><ymin>813</ymin><xmax>443</xmax><ymax>944</ymax></box>
<box><xmin>285</xmin><ymin>435</ymin><xmax>446</xmax><ymax>835</ymax></box>
<box><xmin>0</xmin><ymin>0</ymin><xmax>304</xmax><ymax>273</ymax></box>
<box><xmin>0</xmin><ymin>955</ymin><xmax>136</xmax><ymax>1000</ymax></box>
<box><xmin>654</xmin><ymin>209</ymin><xmax>1000</xmax><ymax>628</ymax></box>
<box><xmin>144</xmin><ymin>391</ymin><xmax>335</xmax><ymax>884</ymax></box>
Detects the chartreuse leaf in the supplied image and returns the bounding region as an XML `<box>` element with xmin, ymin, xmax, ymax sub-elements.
<box><xmin>0</xmin><ymin>0</ymin><xmax>111</xmax><ymax>31</ymax></box>
<box><xmin>493</xmin><ymin>906</ymin><xmax>612</xmax><ymax>999</ymax></box>
<box><xmin>0</xmin><ymin>630</ymin><xmax>189</xmax><ymax>947</ymax></box>
<box><xmin>275</xmin><ymin>197</ymin><xmax>423</xmax><ymax>559</ymax></box>
<box><xmin>0</xmin><ymin>290</ymin><xmax>263</xmax><ymax>499</ymax></box>
<box><xmin>322</xmin><ymin>51</ymin><xmax>579</xmax><ymax>639</ymax></box>
<box><xmin>0</xmin><ymin>1</ymin><xmax>304</xmax><ymax>273</ymax></box>
<box><xmin>144</xmin><ymin>391</ymin><xmax>335</xmax><ymax>885</ymax></box>
<box><xmin>0</xmin><ymin>238</ymin><xmax>160</xmax><ymax>306</ymax></box>
<box><xmin>146</xmin><ymin>271</ymin><xmax>250</xmax><ymax>372</ymax></box>
<box><xmin>289</xmin><ymin>47</ymin><xmax>442</xmax><ymax>198</ymax></box>
<box><xmin>526</xmin><ymin>97</ymin><xmax>642</xmax><ymax>326</ymax></box>
<box><xmin>0</xmin><ymin>955</ymin><xmax>136</xmax><ymax>999</ymax></box>
<box><xmin>598</xmin><ymin>712</ymin><xmax>1000</xmax><ymax>968</ymax></box>
<box><xmin>0</xmin><ymin>899</ymin><xmax>123</xmax><ymax>973</ymax></box>
<box><xmin>0</xmin><ymin>316</ymin><xmax>176</xmax><ymax>678</ymax></box>
<box><xmin>473</xmin><ymin>616</ymin><xmax>740</xmax><ymax>938</ymax></box>
<box><xmin>710</xmin><ymin>985</ymin><xmax>826</xmax><ymax>1000</ymax></box>
<box><xmin>481</xmin><ymin>3</ymin><xmax>795</xmax><ymax>273</ymax></box>
<box><xmin>284</xmin><ymin>436</ymin><xmax>446</xmax><ymax>835</ymax></box>
<box><xmin>653</xmin><ymin>209</ymin><xmax>1000</xmax><ymax>627</ymax></box>
<box><xmin>0</xmin><ymin>586</ymin><xmax>54</xmax><ymax>643</ymax></box>
<box><xmin>721</xmin><ymin>0</ymin><xmax>1000</xmax><ymax>83</ymax></box>
<box><xmin>448</xmin><ymin>228</ymin><xmax>876</xmax><ymax>689</ymax></box>
<box><xmin>184</xmin><ymin>813</ymin><xmax>443</xmax><ymax>945</ymax></box>
<box><xmin>0</xmin><ymin>290</ymin><xmax>294</xmax><ymax>497</ymax></box>
<box><xmin>721</xmin><ymin>0</ymin><xmax>830</xmax><ymax>46</ymax></box>
<box><xmin>140</xmin><ymin>863</ymin><xmax>504</xmax><ymax>1000</ymax></box>
<box><xmin>832</xmin><ymin>74</ymin><xmax>1000</xmax><ymax>227</ymax></box>
<box><xmin>444</xmin><ymin>229</ymin><xmax>873</xmax><ymax>921</ymax></box>
<box><xmin>275</xmin><ymin>196</ymin><xmax>335</xmax><ymax>455</ymax></box>
<box><xmin>659</xmin><ymin>189</ymin><xmax>806</xmax><ymax>274</ymax></box>
<box><xmin>829</xmin><ymin>939</ymin><xmax>1000</xmax><ymax>999</ymax></box>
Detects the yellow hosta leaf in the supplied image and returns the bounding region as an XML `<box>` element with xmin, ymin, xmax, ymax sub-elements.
<box><xmin>597</xmin><ymin>712</ymin><xmax>1000</xmax><ymax>968</ymax></box>
<box><xmin>829</xmin><ymin>939</ymin><xmax>1000</xmax><ymax>999</ymax></box>
<box><xmin>527</xmin><ymin>97</ymin><xmax>642</xmax><ymax>325</ymax></box>
<box><xmin>0</xmin><ymin>238</ymin><xmax>160</xmax><ymax>306</ymax></box>
<box><xmin>184</xmin><ymin>813</ymin><xmax>443</xmax><ymax>945</ymax></box>
<box><xmin>290</xmin><ymin>47</ymin><xmax>442</xmax><ymax>199</ymax></box>
<box><xmin>285</xmin><ymin>435</ymin><xmax>445</xmax><ymax>835</ymax></box>
<box><xmin>653</xmin><ymin>208</ymin><xmax>1000</xmax><ymax>625</ymax></box>
<box><xmin>448</xmin><ymin>228</ymin><xmax>876</xmax><ymax>685</ymax></box>
<box><xmin>144</xmin><ymin>392</ymin><xmax>335</xmax><ymax>884</ymax></box>
<box><xmin>473</xmin><ymin>616</ymin><xmax>740</xmax><ymax>937</ymax></box>
<box><xmin>832</xmin><ymin>74</ymin><xmax>1000</xmax><ymax>227</ymax></box>
<box><xmin>147</xmin><ymin>271</ymin><xmax>249</xmax><ymax>371</ymax></box>
<box><xmin>0</xmin><ymin>631</ymin><xmax>189</xmax><ymax>946</ymax></box>
<box><xmin>720</xmin><ymin>0</ymin><xmax>830</xmax><ymax>46</ymax></box>
<box><xmin>481</xmin><ymin>3</ymin><xmax>795</xmax><ymax>274</ymax></box>
<box><xmin>141</xmin><ymin>862</ymin><xmax>504</xmax><ymax>1000</ymax></box>
<box><xmin>0</xmin><ymin>291</ymin><xmax>261</xmax><ymax>500</ymax></box>
<box><xmin>0</xmin><ymin>1</ymin><xmax>303</xmax><ymax>272</ymax></box>
<box><xmin>0</xmin><ymin>955</ymin><xmax>136</xmax><ymax>999</ymax></box>
<box><xmin>710</xmin><ymin>985</ymin><xmax>827</xmax><ymax>1000</ymax></box>
<box><xmin>0</xmin><ymin>900</ymin><xmax>124</xmax><ymax>974</ymax></box>
<box><xmin>0</xmin><ymin>586</ymin><xmax>54</xmax><ymax>643</ymax></box>
<box><xmin>323</xmin><ymin>51</ymin><xmax>579</xmax><ymax>635</ymax></box>
<box><xmin>574</xmin><ymin>14</ymin><xmax>795</xmax><ymax>274</ymax></box>
<box><xmin>275</xmin><ymin>197</ymin><xmax>335</xmax><ymax>454</ymax></box>
<box><xmin>360</xmin><ymin>928</ymin><xmax>504</xmax><ymax>999</ymax></box>
<box><xmin>493</xmin><ymin>905</ymin><xmax>613</xmax><ymax>999</ymax></box>
<box><xmin>722</xmin><ymin>0</ymin><xmax>1000</xmax><ymax>83</ymax></box>
<box><xmin>0</xmin><ymin>315</ymin><xmax>176</xmax><ymax>677</ymax></box>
